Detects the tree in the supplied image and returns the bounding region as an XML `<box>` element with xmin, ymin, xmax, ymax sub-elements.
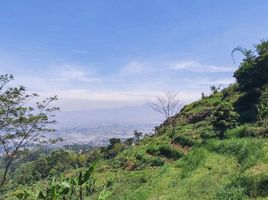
<box><xmin>232</xmin><ymin>40</ymin><xmax>268</xmax><ymax>122</ymax></box>
<box><xmin>150</xmin><ymin>91</ymin><xmax>181</xmax><ymax>120</ymax></box>
<box><xmin>133</xmin><ymin>130</ymin><xmax>143</xmax><ymax>143</ymax></box>
<box><xmin>211</xmin><ymin>102</ymin><xmax>239</xmax><ymax>139</ymax></box>
<box><xmin>210</xmin><ymin>85</ymin><xmax>222</xmax><ymax>94</ymax></box>
<box><xmin>232</xmin><ymin>40</ymin><xmax>268</xmax><ymax>91</ymax></box>
<box><xmin>0</xmin><ymin>74</ymin><xmax>59</xmax><ymax>188</ymax></box>
<box><xmin>150</xmin><ymin>91</ymin><xmax>181</xmax><ymax>145</ymax></box>
<box><xmin>123</xmin><ymin>137</ymin><xmax>134</xmax><ymax>147</ymax></box>
<box><xmin>108</xmin><ymin>138</ymin><xmax>121</xmax><ymax>149</ymax></box>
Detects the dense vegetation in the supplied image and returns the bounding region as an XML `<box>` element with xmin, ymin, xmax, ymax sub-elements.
<box><xmin>1</xmin><ymin>40</ymin><xmax>268</xmax><ymax>199</ymax></box>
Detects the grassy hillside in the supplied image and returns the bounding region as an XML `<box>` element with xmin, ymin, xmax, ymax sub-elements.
<box><xmin>87</xmin><ymin>85</ymin><xmax>268</xmax><ymax>200</ymax></box>
<box><xmin>1</xmin><ymin>41</ymin><xmax>268</xmax><ymax>200</ymax></box>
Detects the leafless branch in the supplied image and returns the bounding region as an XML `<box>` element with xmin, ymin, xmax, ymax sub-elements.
<box><xmin>150</xmin><ymin>91</ymin><xmax>182</xmax><ymax>119</ymax></box>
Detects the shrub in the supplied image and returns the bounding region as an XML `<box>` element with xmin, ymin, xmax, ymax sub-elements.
<box><xmin>149</xmin><ymin>157</ymin><xmax>164</xmax><ymax>167</ymax></box>
<box><xmin>147</xmin><ymin>145</ymin><xmax>183</xmax><ymax>160</ymax></box>
<box><xmin>174</xmin><ymin>135</ymin><xmax>194</xmax><ymax>147</ymax></box>
<box><xmin>135</xmin><ymin>153</ymin><xmax>164</xmax><ymax>167</ymax></box>
<box><xmin>237</xmin><ymin>174</ymin><xmax>268</xmax><ymax>197</ymax></box>
<box><xmin>146</xmin><ymin>145</ymin><xmax>159</xmax><ymax>155</ymax></box>
<box><xmin>200</xmin><ymin>126</ymin><xmax>217</xmax><ymax>139</ymax></box>
<box><xmin>211</xmin><ymin>102</ymin><xmax>239</xmax><ymax>139</ymax></box>
<box><xmin>158</xmin><ymin>145</ymin><xmax>183</xmax><ymax>160</ymax></box>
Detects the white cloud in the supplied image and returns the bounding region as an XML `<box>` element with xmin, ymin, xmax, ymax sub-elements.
<box><xmin>170</xmin><ymin>60</ymin><xmax>235</xmax><ymax>73</ymax></box>
<box><xmin>119</xmin><ymin>60</ymin><xmax>236</xmax><ymax>75</ymax></box>
<box><xmin>40</xmin><ymin>89</ymin><xmax>156</xmax><ymax>102</ymax></box>
<box><xmin>58</xmin><ymin>65</ymin><xmax>100</xmax><ymax>82</ymax></box>
<box><xmin>120</xmin><ymin>61</ymin><xmax>146</xmax><ymax>74</ymax></box>
<box><xmin>38</xmin><ymin>87</ymin><xmax>211</xmax><ymax>111</ymax></box>
<box><xmin>2</xmin><ymin>57</ymin><xmax>237</xmax><ymax>112</ymax></box>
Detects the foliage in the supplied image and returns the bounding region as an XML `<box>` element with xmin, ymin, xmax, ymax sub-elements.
<box><xmin>39</xmin><ymin>161</ymin><xmax>96</xmax><ymax>200</ymax></box>
<box><xmin>98</xmin><ymin>187</ymin><xmax>112</xmax><ymax>200</ymax></box>
<box><xmin>210</xmin><ymin>85</ymin><xmax>222</xmax><ymax>94</ymax></box>
<box><xmin>256</xmin><ymin>102</ymin><xmax>268</xmax><ymax>122</ymax></box>
<box><xmin>0</xmin><ymin>74</ymin><xmax>60</xmax><ymax>188</ymax></box>
<box><xmin>211</xmin><ymin>102</ymin><xmax>239</xmax><ymax>139</ymax></box>
<box><xmin>233</xmin><ymin>40</ymin><xmax>268</xmax><ymax>91</ymax></box>
<box><xmin>174</xmin><ymin>135</ymin><xmax>195</xmax><ymax>147</ymax></box>
<box><xmin>101</xmin><ymin>138</ymin><xmax>124</xmax><ymax>159</ymax></box>
<box><xmin>147</xmin><ymin>144</ymin><xmax>183</xmax><ymax>160</ymax></box>
<box><xmin>133</xmin><ymin>130</ymin><xmax>143</xmax><ymax>143</ymax></box>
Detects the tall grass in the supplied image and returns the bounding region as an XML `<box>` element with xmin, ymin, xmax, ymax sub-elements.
<box><xmin>205</xmin><ymin>138</ymin><xmax>263</xmax><ymax>170</ymax></box>
<box><xmin>177</xmin><ymin>148</ymin><xmax>207</xmax><ymax>178</ymax></box>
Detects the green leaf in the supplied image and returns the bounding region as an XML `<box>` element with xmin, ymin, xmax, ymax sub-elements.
<box><xmin>38</xmin><ymin>191</ymin><xmax>46</xmax><ymax>199</ymax></box>
<box><xmin>78</xmin><ymin>171</ymin><xmax>83</xmax><ymax>186</ymax></box>
<box><xmin>83</xmin><ymin>161</ymin><xmax>96</xmax><ymax>184</ymax></box>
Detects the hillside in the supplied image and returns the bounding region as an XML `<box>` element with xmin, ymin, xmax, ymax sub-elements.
<box><xmin>1</xmin><ymin>41</ymin><xmax>268</xmax><ymax>200</ymax></box>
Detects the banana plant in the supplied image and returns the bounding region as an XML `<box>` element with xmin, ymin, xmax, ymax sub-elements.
<box><xmin>37</xmin><ymin>161</ymin><xmax>96</xmax><ymax>200</ymax></box>
<box><xmin>38</xmin><ymin>178</ymin><xmax>71</xmax><ymax>200</ymax></box>
<box><xmin>68</xmin><ymin>161</ymin><xmax>96</xmax><ymax>200</ymax></box>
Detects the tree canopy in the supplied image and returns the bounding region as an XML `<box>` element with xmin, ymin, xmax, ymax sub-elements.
<box><xmin>233</xmin><ymin>40</ymin><xmax>268</xmax><ymax>91</ymax></box>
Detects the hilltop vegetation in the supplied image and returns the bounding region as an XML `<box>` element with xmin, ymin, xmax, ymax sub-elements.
<box><xmin>1</xmin><ymin>40</ymin><xmax>268</xmax><ymax>200</ymax></box>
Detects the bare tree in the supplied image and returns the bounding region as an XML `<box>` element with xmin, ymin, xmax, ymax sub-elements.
<box><xmin>150</xmin><ymin>91</ymin><xmax>181</xmax><ymax>119</ymax></box>
<box><xmin>150</xmin><ymin>92</ymin><xmax>181</xmax><ymax>149</ymax></box>
<box><xmin>0</xmin><ymin>74</ymin><xmax>60</xmax><ymax>188</ymax></box>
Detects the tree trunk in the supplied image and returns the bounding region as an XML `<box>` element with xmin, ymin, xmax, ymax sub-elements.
<box><xmin>79</xmin><ymin>186</ymin><xmax>83</xmax><ymax>200</ymax></box>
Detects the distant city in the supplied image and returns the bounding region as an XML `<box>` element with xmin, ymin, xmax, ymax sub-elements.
<box><xmin>53</xmin><ymin>103</ymin><xmax>163</xmax><ymax>146</ymax></box>
<box><xmin>55</xmin><ymin>121</ymin><xmax>159</xmax><ymax>146</ymax></box>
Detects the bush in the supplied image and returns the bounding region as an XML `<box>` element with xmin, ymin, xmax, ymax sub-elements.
<box><xmin>211</xmin><ymin>102</ymin><xmax>239</xmax><ymax>139</ymax></box>
<box><xmin>146</xmin><ymin>145</ymin><xmax>159</xmax><ymax>155</ymax></box>
<box><xmin>237</xmin><ymin>174</ymin><xmax>268</xmax><ymax>197</ymax></box>
<box><xmin>132</xmin><ymin>153</ymin><xmax>164</xmax><ymax>168</ymax></box>
<box><xmin>174</xmin><ymin>135</ymin><xmax>194</xmax><ymax>147</ymax></box>
<box><xmin>147</xmin><ymin>145</ymin><xmax>183</xmax><ymax>160</ymax></box>
<box><xmin>158</xmin><ymin>145</ymin><xmax>183</xmax><ymax>160</ymax></box>
<box><xmin>149</xmin><ymin>157</ymin><xmax>164</xmax><ymax>167</ymax></box>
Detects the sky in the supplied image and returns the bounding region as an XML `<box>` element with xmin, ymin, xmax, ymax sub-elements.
<box><xmin>0</xmin><ymin>0</ymin><xmax>268</xmax><ymax>115</ymax></box>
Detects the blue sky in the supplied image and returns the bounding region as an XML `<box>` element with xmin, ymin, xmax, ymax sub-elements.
<box><xmin>0</xmin><ymin>0</ymin><xmax>268</xmax><ymax>112</ymax></box>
